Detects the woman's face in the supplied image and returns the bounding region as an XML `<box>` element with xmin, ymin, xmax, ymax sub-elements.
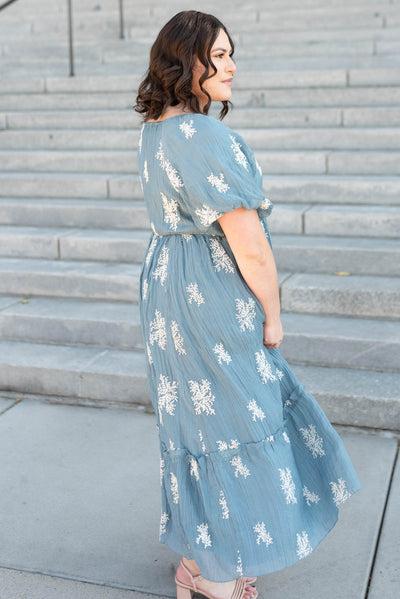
<box><xmin>192</xmin><ymin>28</ymin><xmax>236</xmax><ymax>107</ymax></box>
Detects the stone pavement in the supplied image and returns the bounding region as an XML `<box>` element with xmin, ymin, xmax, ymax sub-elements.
<box><xmin>0</xmin><ymin>397</ymin><xmax>398</xmax><ymax>599</ymax></box>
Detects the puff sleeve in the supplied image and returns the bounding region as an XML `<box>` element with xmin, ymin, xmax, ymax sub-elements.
<box><xmin>170</xmin><ymin>115</ymin><xmax>274</xmax><ymax>233</ymax></box>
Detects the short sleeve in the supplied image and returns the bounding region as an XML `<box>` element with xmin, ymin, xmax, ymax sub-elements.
<box><xmin>170</xmin><ymin>115</ymin><xmax>274</xmax><ymax>232</ymax></box>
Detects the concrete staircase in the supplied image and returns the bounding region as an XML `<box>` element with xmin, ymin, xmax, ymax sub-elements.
<box><xmin>0</xmin><ymin>0</ymin><xmax>399</xmax><ymax>431</ymax></box>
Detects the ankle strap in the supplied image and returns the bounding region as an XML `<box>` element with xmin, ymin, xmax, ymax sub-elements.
<box><xmin>180</xmin><ymin>559</ymin><xmax>202</xmax><ymax>592</ymax></box>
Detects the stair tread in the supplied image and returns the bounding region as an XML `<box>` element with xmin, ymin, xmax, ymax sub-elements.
<box><xmin>0</xmin><ymin>338</ymin><xmax>398</xmax><ymax>399</ymax></box>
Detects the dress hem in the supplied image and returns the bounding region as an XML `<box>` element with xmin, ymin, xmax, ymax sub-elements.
<box><xmin>159</xmin><ymin>482</ymin><xmax>361</xmax><ymax>582</ymax></box>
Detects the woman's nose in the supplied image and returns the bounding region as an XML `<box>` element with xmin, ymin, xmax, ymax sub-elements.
<box><xmin>228</xmin><ymin>57</ymin><xmax>236</xmax><ymax>73</ymax></box>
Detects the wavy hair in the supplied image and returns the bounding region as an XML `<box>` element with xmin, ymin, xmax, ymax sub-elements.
<box><xmin>134</xmin><ymin>10</ymin><xmax>234</xmax><ymax>121</ymax></box>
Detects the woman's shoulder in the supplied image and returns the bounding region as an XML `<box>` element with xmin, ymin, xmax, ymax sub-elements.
<box><xmin>169</xmin><ymin>113</ymin><xmax>233</xmax><ymax>146</ymax></box>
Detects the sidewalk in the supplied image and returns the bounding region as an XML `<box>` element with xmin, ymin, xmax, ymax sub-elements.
<box><xmin>0</xmin><ymin>396</ymin><xmax>398</xmax><ymax>599</ymax></box>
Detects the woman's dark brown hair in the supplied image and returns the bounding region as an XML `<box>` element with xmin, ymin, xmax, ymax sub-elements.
<box><xmin>134</xmin><ymin>10</ymin><xmax>234</xmax><ymax>121</ymax></box>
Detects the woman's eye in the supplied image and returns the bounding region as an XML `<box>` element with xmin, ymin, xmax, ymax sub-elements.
<box><xmin>216</xmin><ymin>53</ymin><xmax>224</xmax><ymax>59</ymax></box>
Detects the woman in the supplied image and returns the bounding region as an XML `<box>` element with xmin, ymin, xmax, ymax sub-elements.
<box><xmin>135</xmin><ymin>10</ymin><xmax>361</xmax><ymax>599</ymax></box>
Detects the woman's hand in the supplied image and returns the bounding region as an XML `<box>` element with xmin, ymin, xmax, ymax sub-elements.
<box><xmin>263</xmin><ymin>318</ymin><xmax>284</xmax><ymax>349</ymax></box>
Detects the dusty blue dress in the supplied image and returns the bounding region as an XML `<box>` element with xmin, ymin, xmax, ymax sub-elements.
<box><xmin>137</xmin><ymin>113</ymin><xmax>362</xmax><ymax>583</ymax></box>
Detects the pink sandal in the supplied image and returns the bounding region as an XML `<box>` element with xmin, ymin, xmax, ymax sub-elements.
<box><xmin>175</xmin><ymin>559</ymin><xmax>258</xmax><ymax>599</ymax></box>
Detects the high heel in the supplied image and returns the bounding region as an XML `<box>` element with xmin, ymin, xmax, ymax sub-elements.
<box><xmin>176</xmin><ymin>585</ymin><xmax>193</xmax><ymax>599</ymax></box>
<box><xmin>175</xmin><ymin>559</ymin><xmax>258</xmax><ymax>599</ymax></box>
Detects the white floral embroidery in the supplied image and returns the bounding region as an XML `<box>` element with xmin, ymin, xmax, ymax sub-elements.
<box><xmin>195</xmin><ymin>204</ymin><xmax>223</xmax><ymax>227</ymax></box>
<box><xmin>231</xmin><ymin>455</ymin><xmax>251</xmax><ymax>478</ymax></box>
<box><xmin>146</xmin><ymin>342</ymin><xmax>153</xmax><ymax>365</ymax></box>
<box><xmin>283</xmin><ymin>431</ymin><xmax>291</xmax><ymax>443</ymax></box>
<box><xmin>161</xmin><ymin>192</ymin><xmax>180</xmax><ymax>231</ymax></box>
<box><xmin>284</xmin><ymin>399</ymin><xmax>292</xmax><ymax>407</ymax></box>
<box><xmin>170</xmin><ymin>320</ymin><xmax>186</xmax><ymax>355</ymax></box>
<box><xmin>186</xmin><ymin>282</ymin><xmax>205</xmax><ymax>305</ymax></box>
<box><xmin>253</xmin><ymin>522</ymin><xmax>273</xmax><ymax>548</ymax></box>
<box><xmin>276</xmin><ymin>368</ymin><xmax>284</xmax><ymax>380</ymax></box>
<box><xmin>209</xmin><ymin>237</ymin><xmax>235</xmax><ymax>273</ymax></box>
<box><xmin>143</xmin><ymin>160</ymin><xmax>149</xmax><ymax>183</ymax></box>
<box><xmin>279</xmin><ymin>466</ymin><xmax>297</xmax><ymax>504</ymax></box>
<box><xmin>303</xmin><ymin>485</ymin><xmax>320</xmax><ymax>506</ymax></box>
<box><xmin>198</xmin><ymin>429</ymin><xmax>206</xmax><ymax>452</ymax></box>
<box><xmin>189</xmin><ymin>457</ymin><xmax>199</xmax><ymax>481</ymax></box>
<box><xmin>213</xmin><ymin>342</ymin><xmax>232</xmax><ymax>365</ymax></box>
<box><xmin>183</xmin><ymin>233</ymin><xmax>193</xmax><ymax>241</ymax></box>
<box><xmin>260</xmin><ymin>197</ymin><xmax>271</xmax><ymax>210</ymax></box>
<box><xmin>255</xmin><ymin>350</ymin><xmax>277</xmax><ymax>383</ymax></box>
<box><xmin>236</xmin><ymin>550</ymin><xmax>243</xmax><ymax>576</ymax></box>
<box><xmin>196</xmin><ymin>523</ymin><xmax>212</xmax><ymax>548</ymax></box>
<box><xmin>157</xmin><ymin>374</ymin><xmax>179</xmax><ymax>425</ymax></box>
<box><xmin>159</xmin><ymin>511</ymin><xmax>169</xmax><ymax>536</ymax></box>
<box><xmin>142</xmin><ymin>278</ymin><xmax>148</xmax><ymax>300</ymax></box>
<box><xmin>152</xmin><ymin>246</ymin><xmax>169</xmax><ymax>286</ymax></box>
<box><xmin>145</xmin><ymin>235</ymin><xmax>158</xmax><ymax>266</ymax></box>
<box><xmin>247</xmin><ymin>399</ymin><xmax>266</xmax><ymax>421</ymax></box>
<box><xmin>219</xmin><ymin>490</ymin><xmax>229</xmax><ymax>519</ymax></box>
<box><xmin>266</xmin><ymin>434</ymin><xmax>274</xmax><ymax>442</ymax></box>
<box><xmin>330</xmin><ymin>477</ymin><xmax>351</xmax><ymax>506</ymax></box>
<box><xmin>149</xmin><ymin>309</ymin><xmax>166</xmax><ymax>350</ymax></box>
<box><xmin>160</xmin><ymin>457</ymin><xmax>165</xmax><ymax>485</ymax></box>
<box><xmin>170</xmin><ymin>472</ymin><xmax>179</xmax><ymax>503</ymax></box>
<box><xmin>155</xmin><ymin>141</ymin><xmax>184</xmax><ymax>191</ymax></box>
<box><xmin>179</xmin><ymin>119</ymin><xmax>197</xmax><ymax>139</ymax></box>
<box><xmin>296</xmin><ymin>531</ymin><xmax>312</xmax><ymax>559</ymax></box>
<box><xmin>169</xmin><ymin>439</ymin><xmax>175</xmax><ymax>450</ymax></box>
<box><xmin>235</xmin><ymin>297</ymin><xmax>256</xmax><ymax>332</ymax></box>
<box><xmin>138</xmin><ymin>123</ymin><xmax>144</xmax><ymax>152</ymax></box>
<box><xmin>299</xmin><ymin>424</ymin><xmax>325</xmax><ymax>458</ymax></box>
<box><xmin>207</xmin><ymin>172</ymin><xmax>229</xmax><ymax>193</ymax></box>
<box><xmin>217</xmin><ymin>439</ymin><xmax>240</xmax><ymax>451</ymax></box>
<box><xmin>230</xmin><ymin>135</ymin><xmax>248</xmax><ymax>170</ymax></box>
<box><xmin>189</xmin><ymin>379</ymin><xmax>216</xmax><ymax>415</ymax></box>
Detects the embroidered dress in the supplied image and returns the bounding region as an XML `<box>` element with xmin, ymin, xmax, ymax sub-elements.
<box><xmin>138</xmin><ymin>113</ymin><xmax>361</xmax><ymax>583</ymax></box>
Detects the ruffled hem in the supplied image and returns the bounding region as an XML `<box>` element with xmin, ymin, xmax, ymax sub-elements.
<box><xmin>157</xmin><ymin>356</ymin><xmax>362</xmax><ymax>582</ymax></box>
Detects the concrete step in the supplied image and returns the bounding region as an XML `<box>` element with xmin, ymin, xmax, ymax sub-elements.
<box><xmin>1</xmin><ymin>86</ymin><xmax>400</xmax><ymax>111</ymax></box>
<box><xmin>0</xmin><ymin>198</ymin><xmax>150</xmax><ymax>229</ymax></box>
<box><xmin>0</xmin><ymin>296</ymin><xmax>142</xmax><ymax>350</ymax></box>
<box><xmin>290</xmin><ymin>364</ymin><xmax>400</xmax><ymax>431</ymax></box>
<box><xmin>0</xmin><ymin>296</ymin><xmax>398</xmax><ymax>374</ymax></box>
<box><xmin>0</xmin><ymin>226</ymin><xmax>396</xmax><ymax>274</ymax></box>
<box><xmin>0</xmin><ymin>150</ymin><xmax>136</xmax><ymax>174</ymax></box>
<box><xmin>236</xmin><ymin>128</ymin><xmax>400</xmax><ymax>151</ymax></box>
<box><xmin>3</xmin><ymin>23</ymin><xmax>400</xmax><ymax>44</ymax></box>
<box><xmin>2</xmin><ymin>68</ymin><xmax>400</xmax><ymax>95</ymax></box>
<box><xmin>0</xmin><ymin>340</ymin><xmax>150</xmax><ymax>407</ymax></box>
<box><xmin>2</xmin><ymin>127</ymin><xmax>400</xmax><ymax>151</ymax></box>
<box><xmin>4</xmin><ymin>106</ymin><xmax>400</xmax><ymax>129</ymax></box>
<box><xmin>0</xmin><ymin>199</ymin><xmax>398</xmax><ymax>238</ymax></box>
<box><xmin>1</xmin><ymin>149</ymin><xmax>399</xmax><ymax>175</ymax></box>
<box><xmin>0</xmin><ymin>226</ymin><xmax>150</xmax><ymax>262</ymax></box>
<box><xmin>2</xmin><ymin>55</ymin><xmax>400</xmax><ymax>79</ymax></box>
<box><xmin>4</xmin><ymin>39</ymin><xmax>388</xmax><ymax>61</ymax></box>
<box><xmin>0</xmin><ymin>11</ymin><xmax>388</xmax><ymax>33</ymax></box>
<box><xmin>2</xmin><ymin>173</ymin><xmax>396</xmax><ymax>206</ymax></box>
<box><xmin>0</xmin><ymin>258</ymin><xmax>140</xmax><ymax>301</ymax></box>
<box><xmin>279</xmin><ymin>312</ymin><xmax>400</xmax><ymax>373</ymax></box>
<box><xmin>303</xmin><ymin>204</ymin><xmax>400</xmax><ymax>237</ymax></box>
<box><xmin>0</xmin><ymin>338</ymin><xmax>398</xmax><ymax>429</ymax></box>
<box><xmin>263</xmin><ymin>175</ymin><xmax>400</xmax><ymax>206</ymax></box>
<box><xmin>273</xmin><ymin>235</ymin><xmax>399</xmax><ymax>276</ymax></box>
<box><xmin>2</xmin><ymin>0</ymin><xmax>396</xmax><ymax>13</ymax></box>
<box><xmin>0</xmin><ymin>173</ymin><xmax>142</xmax><ymax>199</ymax></box>
<box><xmin>281</xmin><ymin>272</ymin><xmax>400</xmax><ymax>318</ymax></box>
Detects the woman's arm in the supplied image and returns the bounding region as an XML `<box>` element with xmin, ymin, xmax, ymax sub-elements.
<box><xmin>218</xmin><ymin>207</ymin><xmax>283</xmax><ymax>349</ymax></box>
